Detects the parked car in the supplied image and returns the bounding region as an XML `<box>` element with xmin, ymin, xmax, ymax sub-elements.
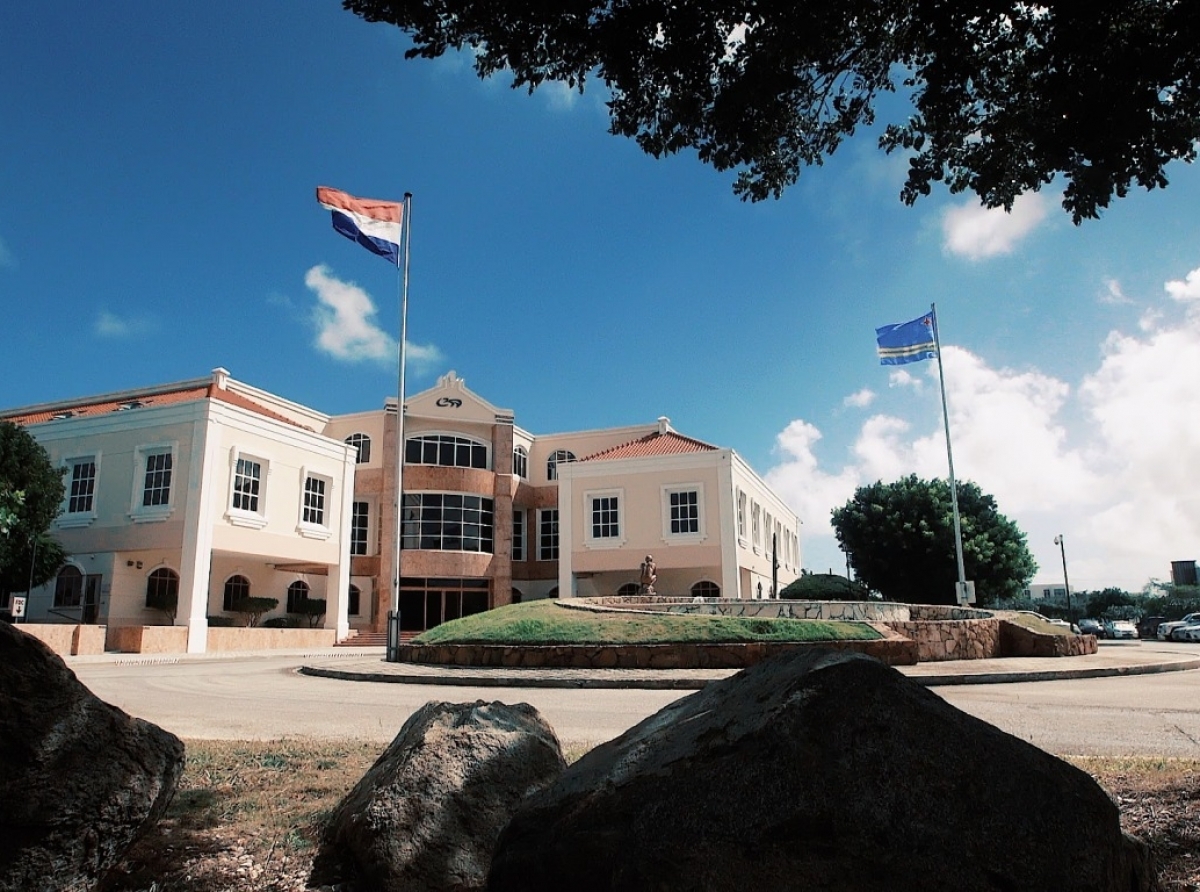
<box><xmin>1104</xmin><ymin>619</ymin><xmax>1138</xmax><ymax>640</ymax></box>
<box><xmin>1175</xmin><ymin>623</ymin><xmax>1200</xmax><ymax>642</ymax></box>
<box><xmin>1156</xmin><ymin>613</ymin><xmax>1200</xmax><ymax>640</ymax></box>
<box><xmin>1077</xmin><ymin>618</ymin><xmax>1105</xmax><ymax>638</ymax></box>
<box><xmin>1137</xmin><ymin>615</ymin><xmax>1167</xmax><ymax>639</ymax></box>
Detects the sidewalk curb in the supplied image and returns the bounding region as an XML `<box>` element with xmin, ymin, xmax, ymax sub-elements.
<box><xmin>297</xmin><ymin>656</ymin><xmax>1200</xmax><ymax>690</ymax></box>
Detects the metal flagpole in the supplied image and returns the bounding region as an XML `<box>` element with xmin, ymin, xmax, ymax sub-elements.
<box><xmin>930</xmin><ymin>303</ymin><xmax>970</xmax><ymax>603</ymax></box>
<box><xmin>392</xmin><ymin>193</ymin><xmax>412</xmax><ymax>633</ymax></box>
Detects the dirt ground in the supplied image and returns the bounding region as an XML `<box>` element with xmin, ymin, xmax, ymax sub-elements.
<box><xmin>99</xmin><ymin>743</ymin><xmax>1200</xmax><ymax>892</ymax></box>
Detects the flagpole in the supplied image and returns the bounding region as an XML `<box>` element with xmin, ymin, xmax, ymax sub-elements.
<box><xmin>393</xmin><ymin>193</ymin><xmax>412</xmax><ymax>627</ymax></box>
<box><xmin>930</xmin><ymin>303</ymin><xmax>968</xmax><ymax>602</ymax></box>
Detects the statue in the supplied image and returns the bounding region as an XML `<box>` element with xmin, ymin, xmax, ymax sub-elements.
<box><xmin>639</xmin><ymin>554</ymin><xmax>657</xmax><ymax>595</ymax></box>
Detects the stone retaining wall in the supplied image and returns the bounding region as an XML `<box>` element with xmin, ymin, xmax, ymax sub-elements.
<box><xmin>884</xmin><ymin>619</ymin><xmax>1002</xmax><ymax>662</ymax></box>
<box><xmin>207</xmin><ymin>627</ymin><xmax>337</xmax><ymax>651</ymax></box>
<box><xmin>1001</xmin><ymin>622</ymin><xmax>1097</xmax><ymax>657</ymax></box>
<box><xmin>584</xmin><ymin>597</ymin><xmax>914</xmax><ymax>623</ymax></box>
<box><xmin>393</xmin><ymin>632</ymin><xmax>918</xmax><ymax>670</ymax></box>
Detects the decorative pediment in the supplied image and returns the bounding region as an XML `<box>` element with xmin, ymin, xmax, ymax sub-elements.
<box><xmin>405</xmin><ymin>371</ymin><xmax>513</xmax><ymax>425</ymax></box>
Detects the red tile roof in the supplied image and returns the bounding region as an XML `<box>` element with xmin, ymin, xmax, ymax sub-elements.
<box><xmin>2</xmin><ymin>384</ymin><xmax>310</xmax><ymax>430</ymax></box>
<box><xmin>581</xmin><ymin>430</ymin><xmax>718</xmax><ymax>461</ymax></box>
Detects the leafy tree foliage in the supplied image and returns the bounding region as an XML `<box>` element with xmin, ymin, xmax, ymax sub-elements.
<box><xmin>1140</xmin><ymin>583</ymin><xmax>1200</xmax><ymax>620</ymax></box>
<box><xmin>1082</xmin><ymin>587</ymin><xmax>1138</xmax><ymax>618</ymax></box>
<box><xmin>780</xmin><ymin>572</ymin><xmax>870</xmax><ymax>601</ymax></box>
<box><xmin>0</xmin><ymin>422</ymin><xmax>66</xmax><ymax>597</ymax></box>
<box><xmin>345</xmin><ymin>0</ymin><xmax>1200</xmax><ymax>221</ymax></box>
<box><xmin>231</xmin><ymin>596</ymin><xmax>279</xmax><ymax>628</ymax></box>
<box><xmin>290</xmin><ymin>597</ymin><xmax>328</xmax><ymax>628</ymax></box>
<box><xmin>831</xmin><ymin>474</ymin><xmax>1036</xmax><ymax>606</ymax></box>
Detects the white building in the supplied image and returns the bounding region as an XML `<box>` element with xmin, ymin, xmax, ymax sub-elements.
<box><xmin>2</xmin><ymin>369</ymin><xmax>356</xmax><ymax>652</ymax></box>
<box><xmin>3</xmin><ymin>368</ymin><xmax>801</xmax><ymax>646</ymax></box>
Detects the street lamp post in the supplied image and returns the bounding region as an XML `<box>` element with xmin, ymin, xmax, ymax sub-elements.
<box><xmin>1053</xmin><ymin>534</ymin><xmax>1072</xmax><ymax>622</ymax></box>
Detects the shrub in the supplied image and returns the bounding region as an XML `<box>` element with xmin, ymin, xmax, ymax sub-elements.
<box><xmin>206</xmin><ymin>615</ymin><xmax>236</xmax><ymax>627</ymax></box>
<box><xmin>231</xmin><ymin>596</ymin><xmax>279</xmax><ymax>627</ymax></box>
<box><xmin>263</xmin><ymin>615</ymin><xmax>305</xmax><ymax>628</ymax></box>
<box><xmin>290</xmin><ymin>598</ymin><xmax>327</xmax><ymax>628</ymax></box>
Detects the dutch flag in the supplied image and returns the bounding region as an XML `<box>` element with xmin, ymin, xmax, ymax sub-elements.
<box><xmin>316</xmin><ymin>186</ymin><xmax>403</xmax><ymax>265</ymax></box>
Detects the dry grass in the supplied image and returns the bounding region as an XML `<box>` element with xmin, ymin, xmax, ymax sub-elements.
<box><xmin>101</xmin><ymin>743</ymin><xmax>1200</xmax><ymax>892</ymax></box>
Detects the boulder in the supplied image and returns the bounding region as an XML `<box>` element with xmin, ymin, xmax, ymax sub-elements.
<box><xmin>314</xmin><ymin>699</ymin><xmax>566</xmax><ymax>892</ymax></box>
<box><xmin>0</xmin><ymin>622</ymin><xmax>185</xmax><ymax>892</ymax></box>
<box><xmin>490</xmin><ymin>649</ymin><xmax>1155</xmax><ymax>892</ymax></box>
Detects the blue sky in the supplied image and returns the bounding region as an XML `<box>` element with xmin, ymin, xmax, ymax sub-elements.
<box><xmin>3</xmin><ymin>1</ymin><xmax>1199</xmax><ymax>593</ymax></box>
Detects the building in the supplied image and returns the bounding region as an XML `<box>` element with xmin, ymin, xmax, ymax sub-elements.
<box><xmin>329</xmin><ymin>371</ymin><xmax>802</xmax><ymax>633</ymax></box>
<box><xmin>2</xmin><ymin>369</ymin><xmax>356</xmax><ymax>652</ymax></box>
<box><xmin>3</xmin><ymin>368</ymin><xmax>802</xmax><ymax>645</ymax></box>
<box><xmin>1024</xmin><ymin>583</ymin><xmax>1073</xmax><ymax>602</ymax></box>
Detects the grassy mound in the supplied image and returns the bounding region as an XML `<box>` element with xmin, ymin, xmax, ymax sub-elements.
<box><xmin>413</xmin><ymin>600</ymin><xmax>881</xmax><ymax>646</ymax></box>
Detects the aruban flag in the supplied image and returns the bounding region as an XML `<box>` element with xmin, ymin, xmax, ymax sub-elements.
<box><xmin>316</xmin><ymin>186</ymin><xmax>403</xmax><ymax>265</ymax></box>
<box><xmin>876</xmin><ymin>311</ymin><xmax>937</xmax><ymax>365</ymax></box>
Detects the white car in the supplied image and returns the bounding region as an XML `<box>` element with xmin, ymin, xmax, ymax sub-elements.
<box><xmin>1175</xmin><ymin>623</ymin><xmax>1200</xmax><ymax>642</ymax></box>
<box><xmin>1156</xmin><ymin>613</ymin><xmax>1200</xmax><ymax>640</ymax></box>
<box><xmin>1104</xmin><ymin>620</ymin><xmax>1138</xmax><ymax>640</ymax></box>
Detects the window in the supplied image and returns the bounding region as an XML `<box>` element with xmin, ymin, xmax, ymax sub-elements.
<box><xmin>287</xmin><ymin>580</ymin><xmax>310</xmax><ymax>613</ymax></box>
<box><xmin>618</xmin><ymin>582</ymin><xmax>641</xmax><ymax>597</ymax></box>
<box><xmin>145</xmin><ymin>567</ymin><xmax>179</xmax><ymax>608</ymax></box>
<box><xmin>67</xmin><ymin>458</ymin><xmax>97</xmax><ymax>514</ymax></box>
<box><xmin>54</xmin><ymin>565</ymin><xmax>83</xmax><ymax>608</ymax></box>
<box><xmin>691</xmin><ymin>580</ymin><xmax>720</xmax><ymax>598</ymax></box>
<box><xmin>131</xmin><ymin>444</ymin><xmax>176</xmax><ymax>522</ymax></box>
<box><xmin>233</xmin><ymin>458</ymin><xmax>262</xmax><ymax>512</ymax></box>
<box><xmin>350</xmin><ymin>502</ymin><xmax>370</xmax><ymax>556</ymax></box>
<box><xmin>752</xmin><ymin>503</ymin><xmax>761</xmax><ymax>548</ymax></box>
<box><xmin>405</xmin><ymin>434</ymin><xmax>488</xmax><ymax>469</ymax></box>
<box><xmin>345</xmin><ymin>433</ymin><xmax>371</xmax><ymax>464</ymax></box>
<box><xmin>737</xmin><ymin>489</ymin><xmax>746</xmax><ymax>539</ymax></box>
<box><xmin>143</xmin><ymin>452</ymin><xmax>172</xmax><ymax>507</ymax></box>
<box><xmin>512</xmin><ymin>508</ymin><xmax>526</xmax><ymax>561</ymax></box>
<box><xmin>538</xmin><ymin>509</ymin><xmax>559</xmax><ymax>560</ymax></box>
<box><xmin>348</xmin><ymin>584</ymin><xmax>361</xmax><ymax>616</ymax></box>
<box><xmin>400</xmin><ymin>493</ymin><xmax>494</xmax><ymax>553</ymax></box>
<box><xmin>513</xmin><ymin>446</ymin><xmax>528</xmax><ymax>479</ymax></box>
<box><xmin>223</xmin><ymin>575</ymin><xmax>250</xmax><ymax>611</ymax></box>
<box><xmin>668</xmin><ymin>489</ymin><xmax>700</xmax><ymax>535</ymax></box>
<box><xmin>588</xmin><ymin>492</ymin><xmax>621</xmax><ymax>542</ymax></box>
<box><xmin>302</xmin><ymin>474</ymin><xmax>328</xmax><ymax>526</ymax></box>
<box><xmin>547</xmin><ymin>450</ymin><xmax>575</xmax><ymax>481</ymax></box>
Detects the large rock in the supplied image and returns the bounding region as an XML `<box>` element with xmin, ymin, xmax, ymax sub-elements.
<box><xmin>490</xmin><ymin>649</ymin><xmax>1154</xmax><ymax>892</ymax></box>
<box><xmin>314</xmin><ymin>699</ymin><xmax>566</xmax><ymax>892</ymax></box>
<box><xmin>0</xmin><ymin>622</ymin><xmax>185</xmax><ymax>891</ymax></box>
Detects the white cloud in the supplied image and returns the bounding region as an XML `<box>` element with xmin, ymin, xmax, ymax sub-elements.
<box><xmin>1165</xmin><ymin>266</ymin><xmax>1200</xmax><ymax>303</ymax></box>
<box><xmin>305</xmin><ymin>265</ymin><xmax>443</xmax><ymax>369</ymax></box>
<box><xmin>1099</xmin><ymin>278</ymin><xmax>1132</xmax><ymax>305</ymax></box>
<box><xmin>95</xmin><ymin>310</ymin><xmax>152</xmax><ymax>338</ymax></box>
<box><xmin>888</xmin><ymin>369</ymin><xmax>923</xmax><ymax>391</ymax></box>
<box><xmin>766</xmin><ymin>268</ymin><xmax>1200</xmax><ymax>591</ymax></box>
<box><xmin>843</xmin><ymin>388</ymin><xmax>875</xmax><ymax>409</ymax></box>
<box><xmin>941</xmin><ymin>193</ymin><xmax>1049</xmax><ymax>260</ymax></box>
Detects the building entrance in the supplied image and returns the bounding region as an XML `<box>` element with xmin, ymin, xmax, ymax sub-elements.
<box><xmin>396</xmin><ymin>577</ymin><xmax>490</xmax><ymax>632</ymax></box>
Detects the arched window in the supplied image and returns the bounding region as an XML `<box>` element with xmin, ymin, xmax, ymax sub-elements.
<box><xmin>511</xmin><ymin>588</ymin><xmax>523</xmax><ymax>605</ymax></box>
<box><xmin>287</xmin><ymin>580</ymin><xmax>310</xmax><ymax>613</ymax></box>
<box><xmin>145</xmin><ymin>567</ymin><xmax>180</xmax><ymax>608</ymax></box>
<box><xmin>223</xmin><ymin>575</ymin><xmax>250</xmax><ymax>611</ymax></box>
<box><xmin>54</xmin><ymin>565</ymin><xmax>83</xmax><ymax>608</ymax></box>
<box><xmin>512</xmin><ymin>445</ymin><xmax>528</xmax><ymax>479</ymax></box>
<box><xmin>547</xmin><ymin>449</ymin><xmax>575</xmax><ymax>481</ymax></box>
<box><xmin>547</xmin><ymin>587</ymin><xmax>559</xmax><ymax>599</ymax></box>
<box><xmin>617</xmin><ymin>582</ymin><xmax>641</xmax><ymax>597</ymax></box>
<box><xmin>405</xmin><ymin>434</ymin><xmax>488</xmax><ymax>469</ymax></box>
<box><xmin>691</xmin><ymin>580</ymin><xmax>720</xmax><ymax>599</ymax></box>
<box><xmin>348</xmin><ymin>584</ymin><xmax>361</xmax><ymax>616</ymax></box>
<box><xmin>345</xmin><ymin>433</ymin><xmax>371</xmax><ymax>464</ymax></box>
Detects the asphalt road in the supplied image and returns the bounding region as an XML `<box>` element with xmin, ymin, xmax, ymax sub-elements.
<box><xmin>70</xmin><ymin>650</ymin><xmax>1200</xmax><ymax>757</ymax></box>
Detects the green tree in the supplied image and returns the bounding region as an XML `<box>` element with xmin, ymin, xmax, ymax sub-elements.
<box><xmin>1083</xmin><ymin>587</ymin><xmax>1137</xmax><ymax>618</ymax></box>
<box><xmin>780</xmin><ymin>572</ymin><xmax>870</xmax><ymax>601</ymax></box>
<box><xmin>231</xmin><ymin>597</ymin><xmax>279</xmax><ymax>628</ymax></box>
<box><xmin>289</xmin><ymin>597</ymin><xmax>327</xmax><ymax>628</ymax></box>
<box><xmin>344</xmin><ymin>0</ymin><xmax>1200</xmax><ymax>222</ymax></box>
<box><xmin>0</xmin><ymin>422</ymin><xmax>67</xmax><ymax>598</ymax></box>
<box><xmin>831</xmin><ymin>475</ymin><xmax>1036</xmax><ymax>606</ymax></box>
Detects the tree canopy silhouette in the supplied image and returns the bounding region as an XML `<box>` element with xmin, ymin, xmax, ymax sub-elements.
<box><xmin>344</xmin><ymin>0</ymin><xmax>1200</xmax><ymax>222</ymax></box>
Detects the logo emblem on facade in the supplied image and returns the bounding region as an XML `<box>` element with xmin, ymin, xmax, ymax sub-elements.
<box><xmin>436</xmin><ymin>397</ymin><xmax>463</xmax><ymax>408</ymax></box>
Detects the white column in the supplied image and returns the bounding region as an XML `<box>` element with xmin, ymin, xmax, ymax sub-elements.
<box><xmin>179</xmin><ymin>406</ymin><xmax>219</xmax><ymax>653</ymax></box>
<box><xmin>717</xmin><ymin>453</ymin><xmax>741</xmax><ymax>599</ymax></box>
<box><xmin>557</xmin><ymin>471</ymin><xmax>574</xmax><ymax>598</ymax></box>
<box><xmin>324</xmin><ymin>445</ymin><xmax>356</xmax><ymax>640</ymax></box>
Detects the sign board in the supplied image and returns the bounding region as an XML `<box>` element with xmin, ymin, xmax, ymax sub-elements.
<box><xmin>955</xmin><ymin>581</ymin><xmax>976</xmax><ymax>606</ymax></box>
<box><xmin>10</xmin><ymin>596</ymin><xmax>27</xmax><ymax>618</ymax></box>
